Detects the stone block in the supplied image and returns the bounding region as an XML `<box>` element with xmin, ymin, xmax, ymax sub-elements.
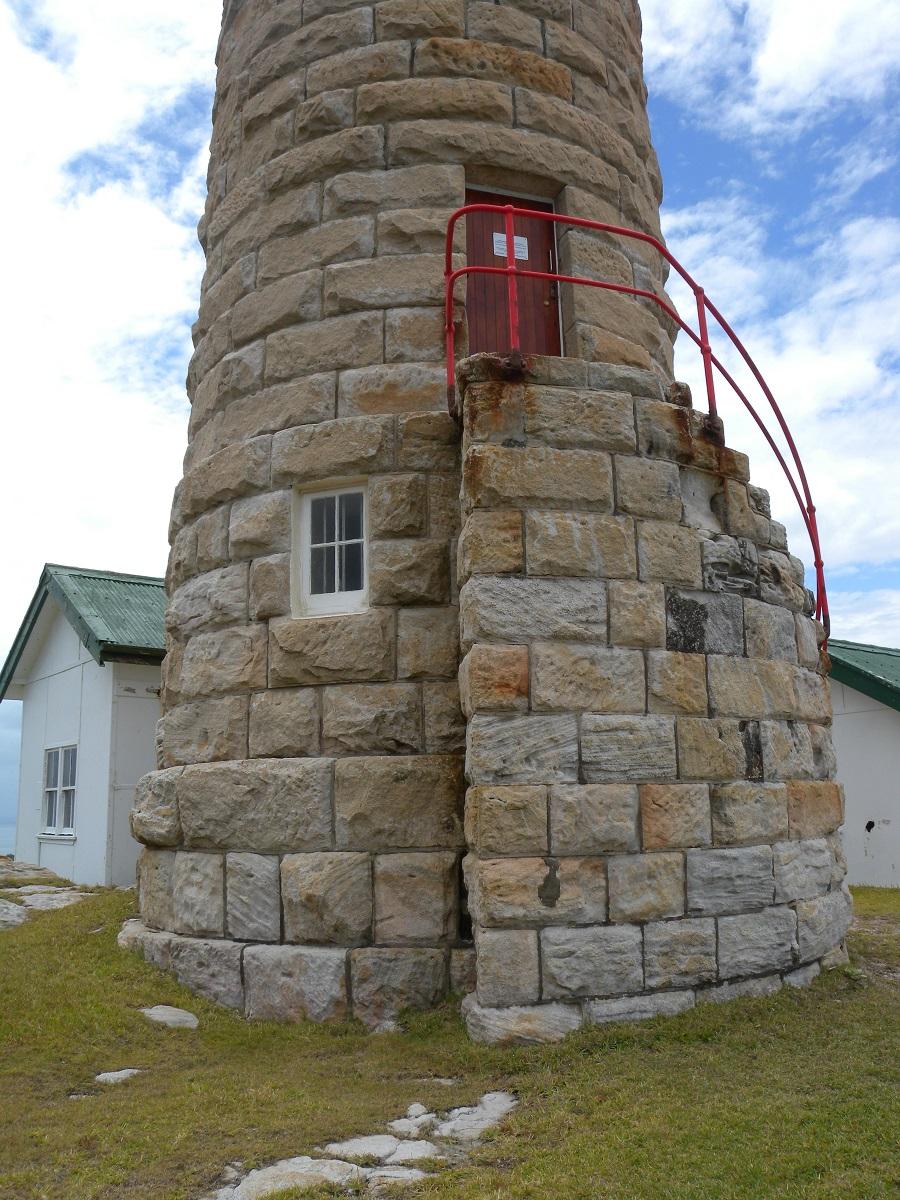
<box><xmin>195</xmin><ymin>507</ymin><xmax>232</xmax><ymax>572</ymax></box>
<box><xmin>466</xmin><ymin>855</ymin><xmax>607</xmax><ymax>928</ymax></box>
<box><xmin>398</xmin><ymin>410</ymin><xmax>460</xmax><ymax>471</ymax></box>
<box><xmin>231</xmin><ymin>271</ymin><xmax>322</xmax><ymax>345</ymax></box>
<box><xmin>758</xmin><ymin>549</ymin><xmax>809</xmax><ymax>613</ymax></box>
<box><xmin>258</xmin><ymin>217</ymin><xmax>374</xmax><ymax>284</ymax></box>
<box><xmin>306</xmin><ymin>41</ymin><xmax>411</xmax><ymax>96</ymax></box>
<box><xmin>525</xmin><ymin>511</ymin><xmax>636</xmax><ymax>578</ymax></box>
<box><xmin>249</xmin><ymin>554</ymin><xmax>291</xmax><ymax>620</ymax></box>
<box><xmin>464</xmin><ymin>380</ymin><xmax>526</xmax><ymax>446</ymax></box>
<box><xmin>162</xmin><ymin>697</ymin><xmax>249</xmax><ymax>767</ymax></box>
<box><xmin>717</xmin><ymin>906</ymin><xmax>798</xmax><ymax>978</ymax></box>
<box><xmin>428</xmin><ymin>473</ymin><xmax>462</xmax><ymax>539</ymax></box>
<box><xmin>229</xmin><ymin>491</ymin><xmax>291</xmax><ymax>559</ymax></box>
<box><xmin>177</xmin><ymin>759</ymin><xmax>333</xmax><ymax>853</ymax></box>
<box><xmin>463</xmin><ymin>443</ymin><xmax>613</xmax><ymax>511</ymax></box>
<box><xmin>795</xmin><ymin>889</ymin><xmax>853</xmax><ymax>963</ymax></box>
<box><xmin>686</xmin><ymin>846</ymin><xmax>774</xmax><ymax>916</ymax></box>
<box><xmin>462</xmin><ymin>993</ymin><xmax>582</xmax><ymax>1044</ymax></box>
<box><xmin>677</xmin><ymin>719</ymin><xmax>763</xmax><ymax>782</ymax></box>
<box><xmin>182</xmin><ymin>436</ymin><xmax>271</xmax><ymax>519</ymax></box>
<box><xmin>786</xmin><ymin>781</ymin><xmax>844</xmax><ymax>838</ymax></box>
<box><xmin>131</xmin><ymin>770</ymin><xmax>182</xmax><ymax>847</ymax></box>
<box><xmin>522</xmin><ymin>386</ymin><xmax>636</xmax><ymax>452</ymax></box>
<box><xmin>338</xmin><ymin>363</ymin><xmax>446</xmax><ymax>416</ymax></box>
<box><xmin>646</xmin><ymin>651</ymin><xmax>707</xmax><ymax>715</ymax></box>
<box><xmin>376</xmin><ymin>0</ymin><xmax>465</xmax><ymax>38</ymax></box>
<box><xmin>616</xmin><ymin>457</ymin><xmax>682</xmax><ymax>520</ymax></box>
<box><xmin>369</xmin><ymin>538</ymin><xmax>450</xmax><ymax>605</ymax></box>
<box><xmin>465</xmin><ymin>785</ymin><xmax>548</xmax><ymax>856</ymax></box>
<box><xmin>458</xmin><ymin>510</ymin><xmax>524</xmax><ymax>580</ymax></box>
<box><xmin>475</xmin><ymin>928</ymin><xmax>541</xmax><ymax>1006</ymax></box>
<box><xmin>640</xmin><ymin>783</ymin><xmax>711</xmax><ymax>850</ymax></box>
<box><xmin>795</xmin><ymin>615</ymin><xmax>821</xmax><ymax>670</ymax></box>
<box><xmin>550</xmin><ymin>784</ymin><xmax>639</xmax><ymax>855</ymax></box>
<box><xmin>681</xmin><ymin>472</ymin><xmax>724</xmax><ymax>538</ymax></box>
<box><xmin>244</xmin><ymin>945</ymin><xmax>348</xmax><ymax>1022</ymax></box>
<box><xmin>451</xmin><ymin>946</ymin><xmax>477</xmax><ymax>994</ymax></box>
<box><xmin>271</xmin><ymin>413</ymin><xmax>394</xmax><ymax>485</ymax></box>
<box><xmin>368</xmin><ymin>474</ymin><xmax>428</xmax><ymax>538</ymax></box>
<box><xmin>635</xmin><ymin>397</ymin><xmax>718</xmax><ymax>470</ymax></box>
<box><xmin>773</xmin><ymin>838</ymin><xmax>833</xmax><ymax>903</ymax></box>
<box><xmin>169</xmin><ymin>937</ymin><xmax>244</xmax><ymax>1010</ymax></box>
<box><xmin>744</xmin><ymin>599</ymin><xmax>798</xmax><ymax>662</ymax></box>
<box><xmin>541</xmin><ymin>924</ymin><xmax>643</xmax><ymax>999</ymax></box>
<box><xmin>350</xmin><ymin>947</ymin><xmax>448</xmax><ymax>1031</ymax></box>
<box><xmin>711</xmin><ymin>782</ymin><xmax>789</xmax><ymax>846</ymax></box>
<box><xmin>666</xmin><ymin>589</ymin><xmax>744</xmax><ymax>656</ymax></box>
<box><xmin>248</xmin><ymin>688</ymin><xmax>320</xmax><ymax>758</ymax></box>
<box><xmin>172</xmin><ymin>852</ymin><xmax>224</xmax><ymax>937</ymax></box>
<box><xmin>707</xmin><ymin>656</ymin><xmax>798</xmax><ymax>720</ymax></box>
<box><xmin>637</xmin><ymin>521</ymin><xmax>703</xmax><ymax>588</ymax></box>
<box><xmin>282</xmin><ymin>852</ymin><xmax>373</xmax><ymax>945</ymax></box>
<box><xmin>458</xmin><ymin>645</ymin><xmax>529</xmax><ymax>716</ymax></box>
<box><xmin>584</xmin><ymin>990</ymin><xmax>696</xmax><ymax>1026</ymax></box>
<box><xmin>179</xmin><ymin>626</ymin><xmax>268</xmax><ymax>698</ymax></box>
<box><xmin>531</xmin><ymin>644</ymin><xmax>645</xmax><ymax>713</ymax></box>
<box><xmin>717</xmin><ymin>478</ymin><xmax>770</xmax><ymax>543</ymax></box>
<box><xmin>248</xmin><ymin>9</ymin><xmax>373</xmax><ymax>90</ymax></box>
<box><xmin>761</xmin><ymin>722</ymin><xmax>835</xmax><ymax>782</ymax></box>
<box><xmin>581</xmin><ymin>715</ymin><xmax>677</xmax><ymax>782</ymax></box>
<box><xmin>334</xmin><ymin>755</ymin><xmax>464</xmax><ymax>850</ymax></box>
<box><xmin>698</xmin><ymin>974</ymin><xmax>782</xmax><ymax>1004</ymax></box>
<box><xmin>324</xmin><ymin>164</ymin><xmax>465</xmax><ymax>221</ymax></box>
<box><xmin>586</xmin><ymin>361</ymin><xmax>662</xmax><ymax>397</ymax></box>
<box><xmin>423</xmin><ymin>681</ymin><xmax>466</xmax><ymax>752</ymax></box>
<box><xmin>460</xmin><ymin>577</ymin><xmax>607</xmax><ymax>646</ymax></box>
<box><xmin>324</xmin><ymin>252</ymin><xmax>446</xmax><ymax>316</ymax></box>
<box><xmin>397</xmin><ymin>607</ymin><xmax>460</xmax><ymax>679</ymax></box>
<box><xmin>607</xmin><ymin>852</ymin><xmax>684</xmax><ymax>923</ymax></box>
<box><xmin>608</xmin><ymin>580</ymin><xmax>666</xmax><ymax>648</ymax></box>
<box><xmin>468</xmin><ymin>0</ymin><xmax>542</xmax><ymax>49</ymax></box>
<box><xmin>167</xmin><ymin>566</ymin><xmax>249</xmax><ymax>637</ymax></box>
<box><xmin>414</xmin><ymin>38</ymin><xmax>572</xmax><ymax>101</ymax></box>
<box><xmin>269</xmin><ymin>610</ymin><xmax>394</xmax><ymax>686</ymax></box>
<box><xmin>226</xmin><ymin>853</ymin><xmax>280</xmax><ymax>942</ymax></box>
<box><xmin>374</xmin><ymin>852</ymin><xmax>458</xmax><ymax>943</ymax></box>
<box><xmin>466</xmin><ymin>713</ymin><xmax>579</xmax><ymax>784</ymax></box>
<box><xmin>784</xmin><ymin>962</ymin><xmax>821</xmax><ymax>990</ymax></box>
<box><xmin>644</xmin><ymin>918</ymin><xmax>717</xmax><ymax>988</ymax></box>
<box><xmin>137</xmin><ymin>849</ymin><xmax>175</xmax><ymax>929</ymax></box>
<box><xmin>386</xmin><ymin>305</ymin><xmax>447</xmax><ymax>363</ymax></box>
<box><xmin>266</xmin><ymin>312</ymin><xmax>384</xmax><ymax>382</ymax></box>
<box><xmin>323</xmin><ymin>683</ymin><xmax>421</xmax><ymax>754</ymax></box>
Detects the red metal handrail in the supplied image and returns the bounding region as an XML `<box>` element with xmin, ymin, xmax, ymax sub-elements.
<box><xmin>444</xmin><ymin>203</ymin><xmax>829</xmax><ymax>638</ymax></box>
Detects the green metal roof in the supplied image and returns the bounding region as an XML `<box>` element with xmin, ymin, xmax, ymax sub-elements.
<box><xmin>0</xmin><ymin>564</ymin><xmax>165</xmax><ymax>701</ymax></box>
<box><xmin>828</xmin><ymin>638</ymin><xmax>900</xmax><ymax>714</ymax></box>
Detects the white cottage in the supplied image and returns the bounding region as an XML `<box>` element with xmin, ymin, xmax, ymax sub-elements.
<box><xmin>0</xmin><ymin>565</ymin><xmax>164</xmax><ymax>886</ymax></box>
<box><xmin>829</xmin><ymin>639</ymin><xmax>900</xmax><ymax>888</ymax></box>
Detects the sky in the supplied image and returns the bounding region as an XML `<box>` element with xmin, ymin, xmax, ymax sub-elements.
<box><xmin>0</xmin><ymin>0</ymin><xmax>898</xmax><ymax>835</ymax></box>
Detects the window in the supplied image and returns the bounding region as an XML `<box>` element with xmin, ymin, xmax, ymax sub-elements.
<box><xmin>43</xmin><ymin>746</ymin><xmax>77</xmax><ymax>835</ymax></box>
<box><xmin>298</xmin><ymin>487</ymin><xmax>367</xmax><ymax>615</ymax></box>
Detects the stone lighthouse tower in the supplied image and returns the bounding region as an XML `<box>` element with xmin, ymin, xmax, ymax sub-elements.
<box><xmin>124</xmin><ymin>0</ymin><xmax>851</xmax><ymax>1040</ymax></box>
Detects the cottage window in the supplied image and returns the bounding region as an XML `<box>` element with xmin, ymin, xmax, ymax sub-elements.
<box><xmin>43</xmin><ymin>746</ymin><xmax>77</xmax><ymax>835</ymax></box>
<box><xmin>297</xmin><ymin>487</ymin><xmax>367</xmax><ymax>615</ymax></box>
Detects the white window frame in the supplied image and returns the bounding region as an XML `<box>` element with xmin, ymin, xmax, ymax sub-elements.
<box><xmin>42</xmin><ymin>745</ymin><xmax>77</xmax><ymax>836</ymax></box>
<box><xmin>295</xmin><ymin>484</ymin><xmax>368</xmax><ymax>617</ymax></box>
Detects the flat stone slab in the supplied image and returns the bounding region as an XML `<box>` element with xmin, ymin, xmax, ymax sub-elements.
<box><xmin>226</xmin><ymin>1157</ymin><xmax>365</xmax><ymax>1198</ymax></box>
<box><xmin>384</xmin><ymin>1139</ymin><xmax>442</xmax><ymax>1164</ymax></box>
<box><xmin>0</xmin><ymin>899</ymin><xmax>29</xmax><ymax>930</ymax></box>
<box><xmin>95</xmin><ymin>1069</ymin><xmax>143</xmax><ymax>1084</ymax></box>
<box><xmin>323</xmin><ymin>1134</ymin><xmax>399</xmax><ymax>1161</ymax></box>
<box><xmin>388</xmin><ymin>1113</ymin><xmax>436</xmax><ymax>1136</ymax></box>
<box><xmin>434</xmin><ymin>1091</ymin><xmax>518</xmax><ymax>1141</ymax></box>
<box><xmin>367</xmin><ymin>1166</ymin><xmax>427</xmax><ymax>1190</ymax></box>
<box><xmin>0</xmin><ymin>857</ymin><xmax>61</xmax><ymax>886</ymax></box>
<box><xmin>140</xmin><ymin>1005</ymin><xmax>199</xmax><ymax>1029</ymax></box>
<box><xmin>19</xmin><ymin>889</ymin><xmax>88</xmax><ymax>911</ymax></box>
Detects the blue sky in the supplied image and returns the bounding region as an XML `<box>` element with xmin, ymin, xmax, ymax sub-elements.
<box><xmin>1</xmin><ymin>0</ymin><xmax>899</xmax><ymax>834</ymax></box>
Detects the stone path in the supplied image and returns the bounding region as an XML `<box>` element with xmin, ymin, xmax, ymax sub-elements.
<box><xmin>203</xmin><ymin>1091</ymin><xmax>518</xmax><ymax>1198</ymax></box>
<box><xmin>0</xmin><ymin>863</ymin><xmax>91</xmax><ymax>930</ymax></box>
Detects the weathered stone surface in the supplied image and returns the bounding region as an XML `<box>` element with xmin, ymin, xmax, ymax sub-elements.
<box><xmin>258</xmin><ymin>218</ymin><xmax>373</xmax><ymax>284</ymax></box>
<box><xmin>608</xmin><ymin>580</ymin><xmax>666</xmax><ymax>648</ymax></box>
<box><xmin>424</xmin><ymin>681</ymin><xmax>466</xmax><ymax>752</ymax></box>
<box><xmin>167</xmin><ymin>566</ymin><xmax>249</xmax><ymax>636</ymax></box>
<box><xmin>581</xmin><ymin>715</ymin><xmax>677</xmax><ymax>782</ymax></box>
<box><xmin>306</xmin><ymin>41</ymin><xmax>411</xmax><ymax>96</ymax></box>
<box><xmin>397</xmin><ymin>606</ymin><xmax>460</xmax><ymax>679</ymax></box>
<box><xmin>640</xmin><ymin>783</ymin><xmax>711</xmax><ymax>850</ymax></box>
<box><xmin>182</xmin><ymin>436</ymin><xmax>271</xmax><ymax>519</ymax></box>
<box><xmin>180</xmin><ymin>626</ymin><xmax>268</xmax><ymax>698</ymax></box>
<box><xmin>229</xmin><ymin>492</ymin><xmax>291</xmax><ymax>559</ymax></box>
<box><xmin>796</xmin><ymin>888</ymin><xmax>853</xmax><ymax>962</ymax></box>
<box><xmin>616</xmin><ymin>457</ymin><xmax>682</xmax><ymax>520</ymax></box>
<box><xmin>466</xmin><ymin>855</ymin><xmax>607</xmax><ymax>927</ymax></box>
<box><xmin>226</xmin><ymin>853</ymin><xmax>280</xmax><ymax>942</ymax></box>
<box><xmin>323</xmin><ymin>164</ymin><xmax>465</xmax><ymax>220</ymax></box>
<box><xmin>269</xmin><ymin>610</ymin><xmax>394</xmax><ymax>686</ymax></box>
<box><xmin>458</xmin><ymin>510</ymin><xmax>524</xmax><ymax>580</ymax></box>
<box><xmin>784</xmin><ymin>961</ymin><xmax>821</xmax><ymax>989</ymax></box>
<box><xmin>335</xmin><ymin>755</ymin><xmax>464</xmax><ymax>850</ymax></box>
<box><xmin>451</xmin><ymin>946</ymin><xmax>477</xmax><ymax>994</ymax></box>
<box><xmin>464</xmin><ymin>443</ymin><xmax>613</xmax><ymax>510</ymax></box>
<box><xmin>532</xmin><ymin>644</ymin><xmax>645</xmax><ymax>713</ymax></box>
<box><xmin>398</xmin><ymin>410</ymin><xmax>459</xmax><ymax>470</ymax></box>
<box><xmin>162</xmin><ymin>696</ymin><xmax>248</xmax><ymax>766</ymax></box>
<box><xmin>717</xmin><ymin>906</ymin><xmax>798</xmax><ymax>978</ymax></box>
<box><xmin>460</xmin><ymin>577</ymin><xmax>607</xmax><ymax>646</ymax></box>
<box><xmin>131</xmin><ymin>770</ymin><xmax>182</xmax><ymax>847</ymax></box>
<box><xmin>761</xmin><ymin>721</ymin><xmax>835</xmax><ymax>782</ymax></box>
<box><xmin>415</xmin><ymin>38</ymin><xmax>572</xmax><ymax>100</ymax></box>
<box><xmin>195</xmin><ymin>507</ymin><xmax>231</xmax><ymax>572</ymax></box>
<box><xmin>475</xmin><ymin>928</ymin><xmax>540</xmax><ymax>1006</ymax></box>
<box><xmin>796</xmin><ymin>615</ymin><xmax>821</xmax><ymax>670</ymax></box>
<box><xmin>646</xmin><ymin>651</ymin><xmax>707</xmax><ymax>715</ymax></box>
<box><xmin>541</xmin><ymin>924</ymin><xmax>643</xmax><ymax>998</ymax></box>
<box><xmin>637</xmin><ymin>521</ymin><xmax>703</xmax><ymax>587</ymax></box>
<box><xmin>231</xmin><ymin>271</ymin><xmax>321</xmax><ymax>345</ymax></box>
<box><xmin>773</xmin><ymin>838</ymin><xmax>833</xmax><ymax>903</ymax></box>
<box><xmin>368</xmin><ymin>474</ymin><xmax>428</xmax><ymax>538</ymax></box>
<box><xmin>323</xmin><ymin>683</ymin><xmax>421</xmax><ymax>754</ymax></box>
<box><xmin>271</xmin><ymin>413</ymin><xmax>394</xmax><ymax>484</ymax></box>
<box><xmin>677</xmin><ymin>719</ymin><xmax>763</xmax><ymax>782</ymax></box>
<box><xmin>139</xmin><ymin>1003</ymin><xmax>197</xmax><ymax>1028</ymax></box>
<box><xmin>786</xmin><ymin>781</ymin><xmax>844</xmax><ymax>838</ymax></box>
<box><xmin>177</xmin><ymin>759</ymin><xmax>333</xmax><ymax>853</ymax></box>
<box><xmin>467</xmin><ymin>713</ymin><xmax>579</xmax><ymax>783</ymax></box>
<box><xmin>584</xmin><ymin>990</ymin><xmax>696</xmax><ymax>1026</ymax></box>
<box><xmin>172</xmin><ymin>852</ymin><xmax>224</xmax><ymax>937</ymax></box>
<box><xmin>376</xmin><ymin>0</ymin><xmax>465</xmax><ymax>40</ymax></box>
<box><xmin>744</xmin><ymin>599</ymin><xmax>798</xmax><ymax>662</ymax></box>
<box><xmin>523</xmin><ymin>386</ymin><xmax>636</xmax><ymax>452</ymax></box>
<box><xmin>468</xmin><ymin>0</ymin><xmax>542</xmax><ymax>49</ymax></box>
<box><xmin>700</xmin><ymin>534</ymin><xmax>760</xmax><ymax>599</ymax></box>
<box><xmin>462</xmin><ymin>992</ymin><xmax>582</xmax><ymax>1044</ymax></box>
<box><xmin>138</xmin><ymin>849</ymin><xmax>175</xmax><ymax>929</ymax></box>
<box><xmin>686</xmin><ymin>846</ymin><xmax>774</xmax><ymax>916</ymax></box>
<box><xmin>338</xmin><ymin>363</ymin><xmax>446</xmax><ymax>416</ymax></box>
<box><xmin>169</xmin><ymin>936</ymin><xmax>243</xmax><ymax>1009</ymax></box>
<box><xmin>666</xmin><ymin>590</ymin><xmax>744</xmax><ymax>656</ymax></box>
<box><xmin>282</xmin><ymin>852</ymin><xmax>373</xmax><ymax>944</ymax></box>
<box><xmin>369</xmin><ymin>538</ymin><xmax>450</xmax><ymax>605</ymax></box>
<box><xmin>698</xmin><ymin>974</ymin><xmax>782</xmax><ymax>1004</ymax></box>
<box><xmin>374</xmin><ymin>852</ymin><xmax>458</xmax><ymax>943</ymax></box>
<box><xmin>550</xmin><ymin>784</ymin><xmax>639</xmax><ymax>855</ymax></box>
<box><xmin>465</xmin><ymin>785</ymin><xmax>548</xmax><ymax>855</ymax></box>
<box><xmin>244</xmin><ymin>945</ymin><xmax>349</xmax><ymax>1022</ymax></box>
<box><xmin>707</xmin><ymin>656</ymin><xmax>799</xmax><ymax>720</ymax></box>
<box><xmin>608</xmin><ymin>852</ymin><xmax>684</xmax><ymax>922</ymax></box>
<box><xmin>459</xmin><ymin>645</ymin><xmax>529</xmax><ymax>716</ymax></box>
<box><xmin>711</xmin><ymin>782</ymin><xmax>789</xmax><ymax>846</ymax></box>
<box><xmin>385</xmin><ymin>304</ymin><xmax>447</xmax><ymax>362</ymax></box>
<box><xmin>248</xmin><ymin>688</ymin><xmax>320</xmax><ymax>758</ymax></box>
<box><xmin>525</xmin><ymin>511</ymin><xmax>636</xmax><ymax>579</ymax></box>
<box><xmin>644</xmin><ymin>918</ymin><xmax>717</xmax><ymax>988</ymax></box>
<box><xmin>350</xmin><ymin>947</ymin><xmax>448</xmax><ymax>1031</ymax></box>
<box><xmin>758</xmin><ymin>549</ymin><xmax>809</xmax><ymax>613</ymax></box>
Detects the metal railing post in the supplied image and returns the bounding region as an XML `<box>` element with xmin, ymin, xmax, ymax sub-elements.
<box><xmin>504</xmin><ymin>206</ymin><xmax>520</xmax><ymax>355</ymax></box>
<box><xmin>695</xmin><ymin>287</ymin><xmax>717</xmax><ymax>417</ymax></box>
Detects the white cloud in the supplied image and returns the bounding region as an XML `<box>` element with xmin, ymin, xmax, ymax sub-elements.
<box><xmin>827</xmin><ymin>590</ymin><xmax>900</xmax><ymax>646</ymax></box>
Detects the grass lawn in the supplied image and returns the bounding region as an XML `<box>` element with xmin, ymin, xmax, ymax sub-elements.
<box><xmin>0</xmin><ymin>888</ymin><xmax>897</xmax><ymax>1200</ymax></box>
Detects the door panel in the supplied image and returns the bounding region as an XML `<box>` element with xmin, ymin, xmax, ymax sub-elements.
<box><xmin>465</xmin><ymin>189</ymin><xmax>562</xmax><ymax>358</ymax></box>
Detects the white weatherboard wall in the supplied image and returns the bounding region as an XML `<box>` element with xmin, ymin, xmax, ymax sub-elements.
<box><xmin>830</xmin><ymin>680</ymin><xmax>900</xmax><ymax>887</ymax></box>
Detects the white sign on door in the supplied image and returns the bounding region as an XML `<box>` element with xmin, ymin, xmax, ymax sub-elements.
<box><xmin>492</xmin><ymin>232</ymin><xmax>529</xmax><ymax>260</ymax></box>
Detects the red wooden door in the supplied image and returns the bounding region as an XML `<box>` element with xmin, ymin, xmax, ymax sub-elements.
<box><xmin>464</xmin><ymin>189</ymin><xmax>562</xmax><ymax>358</ymax></box>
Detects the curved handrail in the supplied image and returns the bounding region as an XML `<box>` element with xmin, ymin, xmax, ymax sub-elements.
<box><xmin>444</xmin><ymin>203</ymin><xmax>828</xmax><ymax>638</ymax></box>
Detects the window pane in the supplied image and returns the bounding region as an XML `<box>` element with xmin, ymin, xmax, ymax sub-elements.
<box><xmin>340</xmin><ymin>541</ymin><xmax>364</xmax><ymax>592</ymax></box>
<box><xmin>339</xmin><ymin>492</ymin><xmax>363</xmax><ymax>542</ymax></box>
<box><xmin>311</xmin><ymin>495</ymin><xmax>335</xmax><ymax>545</ymax></box>
<box><xmin>62</xmin><ymin>791</ymin><xmax>75</xmax><ymax>830</ymax></box>
<box><xmin>45</xmin><ymin>791</ymin><xmax>57</xmax><ymax>829</ymax></box>
<box><xmin>311</xmin><ymin>545</ymin><xmax>336</xmax><ymax>594</ymax></box>
<box><xmin>45</xmin><ymin>750</ymin><xmax>59</xmax><ymax>788</ymax></box>
<box><xmin>63</xmin><ymin>747</ymin><xmax>77</xmax><ymax>788</ymax></box>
